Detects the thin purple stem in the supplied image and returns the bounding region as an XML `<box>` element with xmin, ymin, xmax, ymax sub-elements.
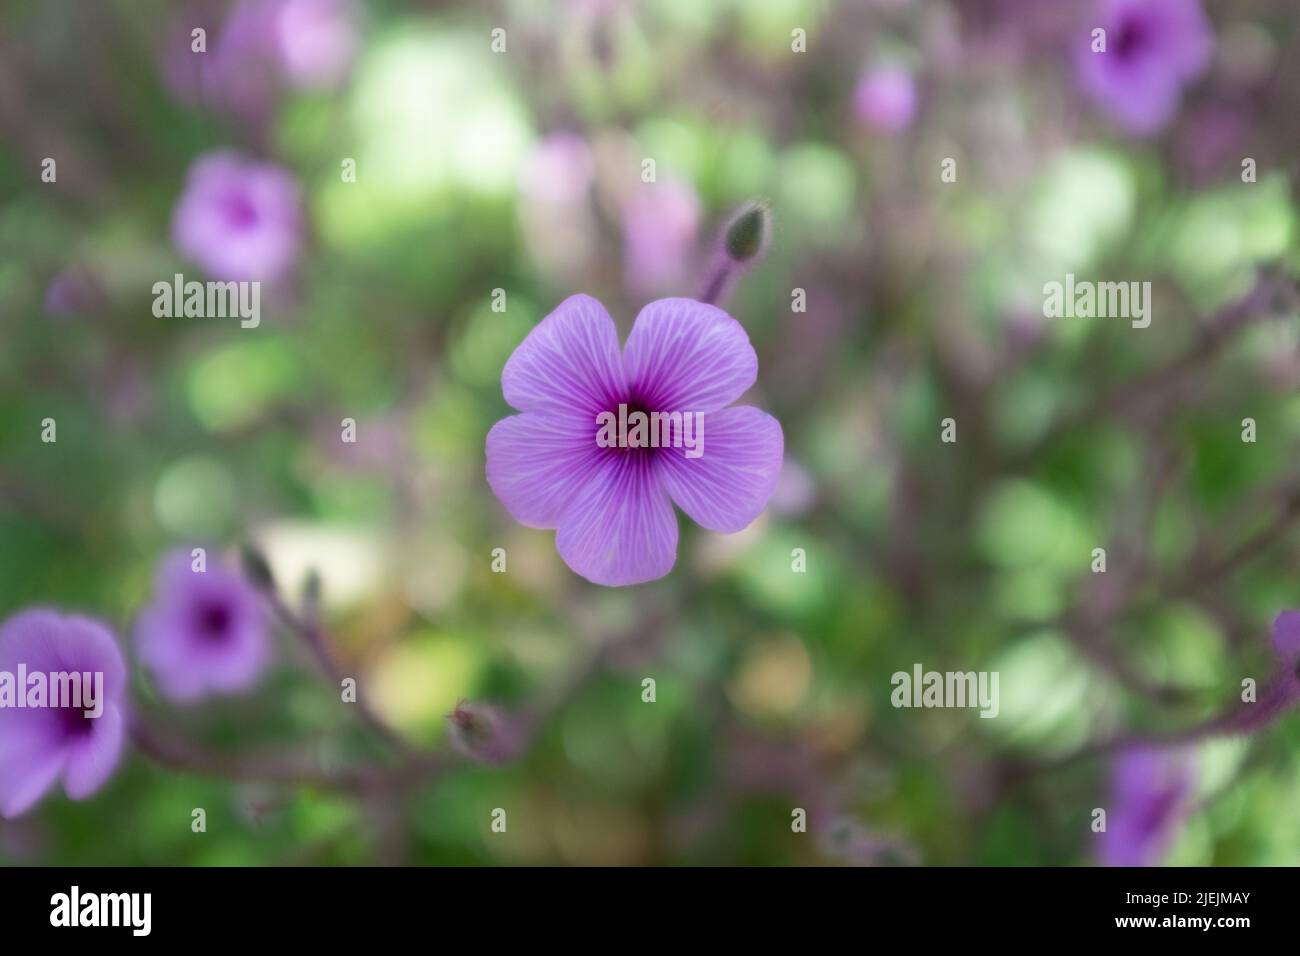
<box><xmin>266</xmin><ymin>592</ymin><xmax>415</xmax><ymax>759</ymax></box>
<box><xmin>699</xmin><ymin>257</ymin><xmax>734</xmax><ymax>306</ymax></box>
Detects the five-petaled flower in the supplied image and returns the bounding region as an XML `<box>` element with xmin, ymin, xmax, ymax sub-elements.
<box><xmin>1077</xmin><ymin>0</ymin><xmax>1213</xmax><ymax>135</ymax></box>
<box><xmin>0</xmin><ymin>609</ymin><xmax>128</xmax><ymax>819</ymax></box>
<box><xmin>172</xmin><ymin>150</ymin><xmax>304</xmax><ymax>284</ymax></box>
<box><xmin>486</xmin><ymin>295</ymin><xmax>784</xmax><ymax>586</ymax></box>
<box><xmin>134</xmin><ymin>549</ymin><xmax>271</xmax><ymax>703</ymax></box>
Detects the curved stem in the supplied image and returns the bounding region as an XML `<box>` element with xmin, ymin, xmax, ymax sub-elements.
<box><xmin>699</xmin><ymin>257</ymin><xmax>733</xmax><ymax>306</ymax></box>
<box><xmin>129</xmin><ymin>716</ymin><xmax>382</xmax><ymax>794</ymax></box>
<box><xmin>266</xmin><ymin>592</ymin><xmax>414</xmax><ymax>759</ymax></box>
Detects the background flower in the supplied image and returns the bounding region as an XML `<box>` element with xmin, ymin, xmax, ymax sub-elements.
<box><xmin>0</xmin><ymin>610</ymin><xmax>128</xmax><ymax>819</ymax></box>
<box><xmin>171</xmin><ymin>151</ymin><xmax>304</xmax><ymax>283</ymax></box>
<box><xmin>622</xmin><ymin>177</ymin><xmax>701</xmax><ymax>295</ymax></box>
<box><xmin>854</xmin><ymin>64</ymin><xmax>918</xmax><ymax>134</ymax></box>
<box><xmin>134</xmin><ymin>551</ymin><xmax>271</xmax><ymax>703</ymax></box>
<box><xmin>1077</xmin><ymin>0</ymin><xmax>1214</xmax><ymax>134</ymax></box>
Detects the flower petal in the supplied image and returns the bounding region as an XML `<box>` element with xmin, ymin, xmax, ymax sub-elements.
<box><xmin>1272</xmin><ymin>611</ymin><xmax>1300</xmax><ymax>664</ymax></box>
<box><xmin>62</xmin><ymin>706</ymin><xmax>125</xmax><ymax>800</ymax></box>
<box><xmin>502</xmin><ymin>294</ymin><xmax>625</xmax><ymax>416</ymax></box>
<box><xmin>555</xmin><ymin>456</ymin><xmax>678</xmax><ymax>586</ymax></box>
<box><xmin>655</xmin><ymin>406</ymin><xmax>784</xmax><ymax>532</ymax></box>
<box><xmin>0</xmin><ymin>737</ymin><xmax>63</xmax><ymax>819</ymax></box>
<box><xmin>622</xmin><ymin>298</ymin><xmax>757</xmax><ymax>413</ymax></box>
<box><xmin>486</xmin><ymin>412</ymin><xmax>604</xmax><ymax>529</ymax></box>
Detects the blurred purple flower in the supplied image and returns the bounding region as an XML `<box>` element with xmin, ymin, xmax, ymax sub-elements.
<box><xmin>0</xmin><ymin>609</ymin><xmax>128</xmax><ymax>818</ymax></box>
<box><xmin>487</xmin><ymin>295</ymin><xmax>783</xmax><ymax>586</ymax></box>
<box><xmin>519</xmin><ymin>133</ymin><xmax>598</xmax><ymax>279</ymax></box>
<box><xmin>623</xmin><ymin>177</ymin><xmax>700</xmax><ymax>295</ymax></box>
<box><xmin>520</xmin><ymin>132</ymin><xmax>595</xmax><ymax>207</ymax></box>
<box><xmin>134</xmin><ymin>550</ymin><xmax>271</xmax><ymax>703</ymax></box>
<box><xmin>1077</xmin><ymin>0</ymin><xmax>1213</xmax><ymax>135</ymax></box>
<box><xmin>769</xmin><ymin>459</ymin><xmax>816</xmax><ymax>518</ymax></box>
<box><xmin>275</xmin><ymin>0</ymin><xmax>359</xmax><ymax>90</ymax></box>
<box><xmin>853</xmin><ymin>65</ymin><xmax>918</xmax><ymax>134</ymax></box>
<box><xmin>163</xmin><ymin>0</ymin><xmax>357</xmax><ymax>116</ymax></box>
<box><xmin>162</xmin><ymin>1</ymin><xmax>278</xmax><ymax>119</ymax></box>
<box><xmin>1099</xmin><ymin>747</ymin><xmax>1195</xmax><ymax>866</ymax></box>
<box><xmin>172</xmin><ymin>150</ymin><xmax>304</xmax><ymax>283</ymax></box>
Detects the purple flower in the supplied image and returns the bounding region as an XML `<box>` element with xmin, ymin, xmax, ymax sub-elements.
<box><xmin>162</xmin><ymin>1</ymin><xmax>280</xmax><ymax>120</ymax></box>
<box><xmin>486</xmin><ymin>295</ymin><xmax>784</xmax><ymax>586</ymax></box>
<box><xmin>1099</xmin><ymin>747</ymin><xmax>1195</xmax><ymax>866</ymax></box>
<box><xmin>623</xmin><ymin>177</ymin><xmax>700</xmax><ymax>295</ymax></box>
<box><xmin>520</xmin><ymin>132</ymin><xmax>595</xmax><ymax>207</ymax></box>
<box><xmin>853</xmin><ymin>65</ymin><xmax>918</xmax><ymax>134</ymax></box>
<box><xmin>769</xmin><ymin>459</ymin><xmax>816</xmax><ymax>518</ymax></box>
<box><xmin>275</xmin><ymin>0</ymin><xmax>359</xmax><ymax>91</ymax></box>
<box><xmin>1077</xmin><ymin>0</ymin><xmax>1213</xmax><ymax>135</ymax></box>
<box><xmin>134</xmin><ymin>550</ymin><xmax>271</xmax><ymax>703</ymax></box>
<box><xmin>162</xmin><ymin>0</ymin><xmax>357</xmax><ymax>116</ymax></box>
<box><xmin>0</xmin><ymin>609</ymin><xmax>128</xmax><ymax>818</ymax></box>
<box><xmin>172</xmin><ymin>151</ymin><xmax>304</xmax><ymax>283</ymax></box>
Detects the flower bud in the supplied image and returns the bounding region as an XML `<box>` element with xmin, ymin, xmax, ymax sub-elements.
<box><xmin>240</xmin><ymin>545</ymin><xmax>276</xmax><ymax>591</ymax></box>
<box><xmin>446</xmin><ymin>699</ymin><xmax>521</xmax><ymax>764</ymax></box>
<box><xmin>723</xmin><ymin>200</ymin><xmax>771</xmax><ymax>264</ymax></box>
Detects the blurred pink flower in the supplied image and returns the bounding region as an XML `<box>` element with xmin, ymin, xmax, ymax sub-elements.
<box><xmin>1076</xmin><ymin>0</ymin><xmax>1214</xmax><ymax>135</ymax></box>
<box><xmin>623</xmin><ymin>177</ymin><xmax>700</xmax><ymax>296</ymax></box>
<box><xmin>134</xmin><ymin>550</ymin><xmax>271</xmax><ymax>703</ymax></box>
<box><xmin>276</xmin><ymin>0</ymin><xmax>359</xmax><ymax>90</ymax></box>
<box><xmin>172</xmin><ymin>150</ymin><xmax>304</xmax><ymax>283</ymax></box>
<box><xmin>0</xmin><ymin>610</ymin><xmax>128</xmax><ymax>818</ymax></box>
<box><xmin>853</xmin><ymin>65</ymin><xmax>918</xmax><ymax>134</ymax></box>
<box><xmin>770</xmin><ymin>460</ymin><xmax>816</xmax><ymax>518</ymax></box>
<box><xmin>520</xmin><ymin>132</ymin><xmax>596</xmax><ymax>206</ymax></box>
<box><xmin>162</xmin><ymin>0</ymin><xmax>357</xmax><ymax>116</ymax></box>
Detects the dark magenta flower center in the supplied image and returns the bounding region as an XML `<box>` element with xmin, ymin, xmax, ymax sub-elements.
<box><xmin>610</xmin><ymin>398</ymin><xmax>654</xmax><ymax>456</ymax></box>
<box><xmin>195</xmin><ymin>600</ymin><xmax>234</xmax><ymax>642</ymax></box>
<box><xmin>222</xmin><ymin>191</ymin><xmax>261</xmax><ymax>230</ymax></box>
<box><xmin>57</xmin><ymin>704</ymin><xmax>96</xmax><ymax>739</ymax></box>
<box><xmin>1113</xmin><ymin>16</ymin><xmax>1150</xmax><ymax>61</ymax></box>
